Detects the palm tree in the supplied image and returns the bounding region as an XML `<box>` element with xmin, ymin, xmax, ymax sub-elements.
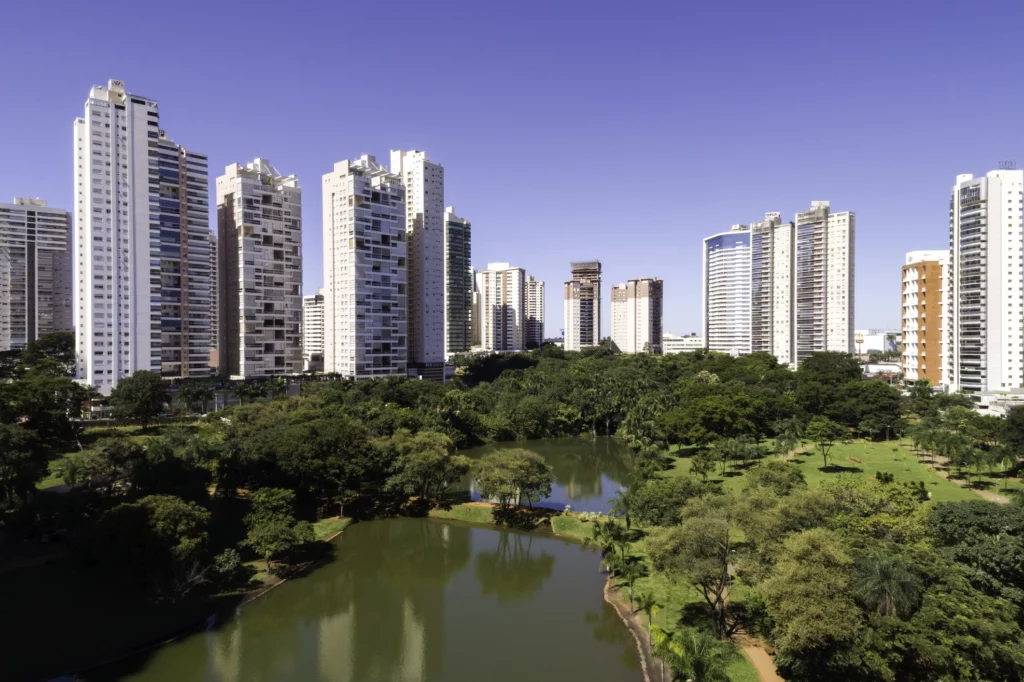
<box><xmin>997</xmin><ymin>446</ymin><xmax>1019</xmax><ymax>493</ymax></box>
<box><xmin>635</xmin><ymin>591</ymin><xmax>659</xmax><ymax>640</ymax></box>
<box><xmin>617</xmin><ymin>559</ymin><xmax>645</xmax><ymax>611</ymax></box>
<box><xmin>651</xmin><ymin>626</ymin><xmax>736</xmax><ymax>682</ymax></box>
<box><xmin>852</xmin><ymin>549</ymin><xmax>921</xmax><ymax>617</ymax></box>
<box><xmin>608</xmin><ymin>489</ymin><xmax>634</xmax><ymax>531</ymax></box>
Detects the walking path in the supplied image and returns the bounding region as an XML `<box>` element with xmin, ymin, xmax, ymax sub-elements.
<box><xmin>739</xmin><ymin>641</ymin><xmax>785</xmax><ymax>682</ymax></box>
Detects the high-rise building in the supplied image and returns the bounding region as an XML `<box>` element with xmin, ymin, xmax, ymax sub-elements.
<box><xmin>0</xmin><ymin>248</ymin><xmax>10</xmax><ymax>350</ymax></box>
<box><xmin>564</xmin><ymin>260</ymin><xmax>601</xmax><ymax>351</ymax></box>
<box><xmin>391</xmin><ymin>151</ymin><xmax>445</xmax><ymax>380</ymax></box>
<box><xmin>443</xmin><ymin>207</ymin><xmax>472</xmax><ymax>356</ymax></box>
<box><xmin>322</xmin><ymin>155</ymin><xmax>407</xmax><ymax>379</ymax></box>
<box><xmin>948</xmin><ymin>170</ymin><xmax>1024</xmax><ymax>393</ymax></box>
<box><xmin>611</xmin><ymin>278</ymin><xmax>663</xmax><ymax>354</ymax></box>
<box><xmin>525</xmin><ymin>275</ymin><xmax>545</xmax><ymax>349</ymax></box>
<box><xmin>74</xmin><ymin>80</ymin><xmax>213</xmax><ymax>392</ymax></box>
<box><xmin>302</xmin><ymin>288</ymin><xmax>325</xmax><ymax>373</ymax></box>
<box><xmin>749</xmin><ymin>212</ymin><xmax>796</xmax><ymax>365</ymax></box>
<box><xmin>795</xmin><ymin>201</ymin><xmax>855</xmax><ymax>363</ymax></box>
<box><xmin>0</xmin><ymin>198</ymin><xmax>73</xmax><ymax>350</ymax></box>
<box><xmin>471</xmin><ymin>268</ymin><xmax>482</xmax><ymax>348</ymax></box>
<box><xmin>208</xmin><ymin>232</ymin><xmax>218</xmax><ymax>366</ymax></box>
<box><xmin>215</xmin><ymin>158</ymin><xmax>302</xmax><ymax>379</ymax></box>
<box><xmin>702</xmin><ymin>226</ymin><xmax>751</xmax><ymax>355</ymax></box>
<box><xmin>478</xmin><ymin>262</ymin><xmax>527</xmax><ymax>351</ymax></box>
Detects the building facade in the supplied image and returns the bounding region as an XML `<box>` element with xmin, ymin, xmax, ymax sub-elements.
<box><xmin>564</xmin><ymin>260</ymin><xmax>601</xmax><ymax>351</ymax></box>
<box><xmin>702</xmin><ymin>226</ymin><xmax>751</xmax><ymax>355</ymax></box>
<box><xmin>478</xmin><ymin>262</ymin><xmax>527</xmax><ymax>351</ymax></box>
<box><xmin>391</xmin><ymin>151</ymin><xmax>445</xmax><ymax>379</ymax></box>
<box><xmin>749</xmin><ymin>212</ymin><xmax>796</xmax><ymax>365</ymax></box>
<box><xmin>947</xmin><ymin>170</ymin><xmax>1024</xmax><ymax>394</ymax></box>
<box><xmin>443</xmin><ymin>207</ymin><xmax>472</xmax><ymax>357</ymax></box>
<box><xmin>662</xmin><ymin>333</ymin><xmax>703</xmax><ymax>354</ymax></box>
<box><xmin>216</xmin><ymin>158</ymin><xmax>302</xmax><ymax>379</ymax></box>
<box><xmin>302</xmin><ymin>289</ymin><xmax>325</xmax><ymax>373</ymax></box>
<box><xmin>74</xmin><ymin>80</ymin><xmax>213</xmax><ymax>392</ymax></box>
<box><xmin>901</xmin><ymin>250</ymin><xmax>947</xmax><ymax>386</ymax></box>
<box><xmin>611</xmin><ymin>278</ymin><xmax>663</xmax><ymax>354</ymax></box>
<box><xmin>322</xmin><ymin>156</ymin><xmax>408</xmax><ymax>379</ymax></box>
<box><xmin>0</xmin><ymin>198</ymin><xmax>73</xmax><ymax>351</ymax></box>
<box><xmin>525</xmin><ymin>275</ymin><xmax>545</xmax><ymax>349</ymax></box>
<box><xmin>795</xmin><ymin>201</ymin><xmax>855</xmax><ymax>364</ymax></box>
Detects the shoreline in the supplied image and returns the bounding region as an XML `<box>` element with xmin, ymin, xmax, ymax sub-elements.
<box><xmin>604</xmin><ymin>576</ymin><xmax>662</xmax><ymax>682</ymax></box>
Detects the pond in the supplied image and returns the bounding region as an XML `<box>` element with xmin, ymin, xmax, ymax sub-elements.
<box><xmin>91</xmin><ymin>518</ymin><xmax>641</xmax><ymax>681</ymax></box>
<box><xmin>459</xmin><ymin>436</ymin><xmax>633</xmax><ymax>513</ymax></box>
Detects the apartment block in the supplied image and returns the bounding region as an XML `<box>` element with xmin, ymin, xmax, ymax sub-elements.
<box><xmin>391</xmin><ymin>150</ymin><xmax>445</xmax><ymax>379</ymax></box>
<box><xmin>322</xmin><ymin>156</ymin><xmax>408</xmax><ymax>379</ymax></box>
<box><xmin>525</xmin><ymin>275</ymin><xmax>545</xmax><ymax>349</ymax></box>
<box><xmin>74</xmin><ymin>80</ymin><xmax>213</xmax><ymax>392</ymax></box>
<box><xmin>611</xmin><ymin>278</ymin><xmax>663</xmax><ymax>354</ymax></box>
<box><xmin>302</xmin><ymin>289</ymin><xmax>325</xmax><ymax>372</ymax></box>
<box><xmin>795</xmin><ymin>201</ymin><xmax>855</xmax><ymax>363</ymax></box>
<box><xmin>750</xmin><ymin>212</ymin><xmax>796</xmax><ymax>365</ymax></box>
<box><xmin>0</xmin><ymin>198</ymin><xmax>72</xmax><ymax>351</ymax></box>
<box><xmin>216</xmin><ymin>158</ymin><xmax>303</xmax><ymax>379</ymax></box>
<box><xmin>443</xmin><ymin>207</ymin><xmax>472</xmax><ymax>356</ymax></box>
<box><xmin>478</xmin><ymin>262</ymin><xmax>526</xmax><ymax>351</ymax></box>
<box><xmin>702</xmin><ymin>226</ymin><xmax>751</xmax><ymax>355</ymax></box>
<box><xmin>947</xmin><ymin>170</ymin><xmax>1024</xmax><ymax>393</ymax></box>
<box><xmin>564</xmin><ymin>260</ymin><xmax>601</xmax><ymax>350</ymax></box>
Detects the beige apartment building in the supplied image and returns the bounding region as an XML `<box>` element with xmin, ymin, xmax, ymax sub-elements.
<box><xmin>610</xmin><ymin>278</ymin><xmax>663</xmax><ymax>354</ymax></box>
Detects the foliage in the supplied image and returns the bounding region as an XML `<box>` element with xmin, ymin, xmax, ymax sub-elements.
<box><xmin>743</xmin><ymin>458</ymin><xmax>806</xmax><ymax>496</ymax></box>
<box><xmin>108</xmin><ymin>371</ymin><xmax>170</xmax><ymax>430</ymax></box>
<box><xmin>631</xmin><ymin>475</ymin><xmax>710</xmax><ymax>527</ymax></box>
<box><xmin>805</xmin><ymin>416</ymin><xmax>847</xmax><ymax>468</ymax></box>
<box><xmin>0</xmin><ymin>423</ymin><xmax>46</xmax><ymax>504</ymax></box>
<box><xmin>651</xmin><ymin>625</ymin><xmax>737</xmax><ymax>682</ymax></box>
<box><xmin>243</xmin><ymin>487</ymin><xmax>312</xmax><ymax>570</ymax></box>
<box><xmin>473</xmin><ymin>449</ymin><xmax>553</xmax><ymax>511</ymax></box>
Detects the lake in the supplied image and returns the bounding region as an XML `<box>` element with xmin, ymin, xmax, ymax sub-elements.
<box><xmin>459</xmin><ymin>436</ymin><xmax>633</xmax><ymax>513</ymax></box>
<box><xmin>92</xmin><ymin>517</ymin><xmax>641</xmax><ymax>682</ymax></box>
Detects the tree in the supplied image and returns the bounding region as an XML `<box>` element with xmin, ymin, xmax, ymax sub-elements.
<box><xmin>647</xmin><ymin>496</ymin><xmax>735</xmax><ymax>637</ymax></box>
<box><xmin>631</xmin><ymin>475</ymin><xmax>709</xmax><ymax>527</ymax></box>
<box><xmin>635</xmin><ymin>591</ymin><xmax>659</xmax><ymax>643</ymax></box>
<box><xmin>0</xmin><ymin>424</ymin><xmax>46</xmax><ymax>505</ymax></box>
<box><xmin>108</xmin><ymin>371</ymin><xmax>169</xmax><ymax>430</ymax></box>
<box><xmin>650</xmin><ymin>626</ymin><xmax>736</xmax><ymax>682</ymax></box>
<box><xmin>852</xmin><ymin>548</ymin><xmax>921</xmax><ymax>617</ymax></box>
<box><xmin>690</xmin><ymin>449</ymin><xmax>718</xmax><ymax>482</ymax></box>
<box><xmin>243</xmin><ymin>487</ymin><xmax>311</xmax><ymax>571</ymax></box>
<box><xmin>1006</xmin><ymin>405</ymin><xmax>1024</xmax><ymax>450</ymax></box>
<box><xmin>744</xmin><ymin>458</ymin><xmax>806</xmax><ymax>496</ymax></box>
<box><xmin>386</xmin><ymin>430</ymin><xmax>471</xmax><ymax>502</ymax></box>
<box><xmin>805</xmin><ymin>416</ymin><xmax>846</xmax><ymax>468</ymax></box>
<box><xmin>176</xmin><ymin>380</ymin><xmax>214</xmax><ymax>414</ymax></box>
<box><xmin>473</xmin><ymin>449</ymin><xmax>553</xmax><ymax>511</ymax></box>
<box><xmin>20</xmin><ymin>331</ymin><xmax>76</xmax><ymax>376</ymax></box>
<box><xmin>608</xmin><ymin>488</ymin><xmax>635</xmax><ymax>530</ymax></box>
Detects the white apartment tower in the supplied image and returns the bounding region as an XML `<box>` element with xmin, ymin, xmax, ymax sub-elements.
<box><xmin>74</xmin><ymin>81</ymin><xmax>213</xmax><ymax>392</ymax></box>
<box><xmin>0</xmin><ymin>198</ymin><xmax>73</xmax><ymax>350</ymax></box>
<box><xmin>794</xmin><ymin>202</ymin><xmax>855</xmax><ymax>363</ymax></box>
<box><xmin>902</xmin><ymin>250</ymin><xmax>947</xmax><ymax>387</ymax></box>
<box><xmin>478</xmin><ymin>262</ymin><xmax>527</xmax><ymax>351</ymax></box>
<box><xmin>525</xmin><ymin>275</ymin><xmax>545</xmax><ymax>348</ymax></box>
<box><xmin>443</xmin><ymin>207</ymin><xmax>472</xmax><ymax>356</ymax></box>
<box><xmin>391</xmin><ymin>151</ymin><xmax>446</xmax><ymax>379</ymax></box>
<box><xmin>216</xmin><ymin>159</ymin><xmax>302</xmax><ymax>379</ymax></box>
<box><xmin>564</xmin><ymin>260</ymin><xmax>602</xmax><ymax>350</ymax></box>
<box><xmin>948</xmin><ymin>170</ymin><xmax>1024</xmax><ymax>393</ymax></box>
<box><xmin>611</xmin><ymin>278</ymin><xmax>664</xmax><ymax>354</ymax></box>
<box><xmin>302</xmin><ymin>289</ymin><xmax>325</xmax><ymax>373</ymax></box>
<box><xmin>702</xmin><ymin>226</ymin><xmax>751</xmax><ymax>355</ymax></box>
<box><xmin>749</xmin><ymin>212</ymin><xmax>796</xmax><ymax>365</ymax></box>
<box><xmin>322</xmin><ymin>156</ymin><xmax>408</xmax><ymax>379</ymax></box>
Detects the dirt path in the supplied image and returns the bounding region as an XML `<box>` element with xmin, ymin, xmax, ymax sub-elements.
<box><xmin>739</xmin><ymin>640</ymin><xmax>785</xmax><ymax>682</ymax></box>
<box><xmin>905</xmin><ymin>447</ymin><xmax>1011</xmax><ymax>503</ymax></box>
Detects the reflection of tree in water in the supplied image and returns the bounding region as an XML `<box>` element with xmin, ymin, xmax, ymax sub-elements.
<box><xmin>191</xmin><ymin>518</ymin><xmax>472</xmax><ymax>682</ymax></box>
<box><xmin>584</xmin><ymin>605</ymin><xmax>643</xmax><ymax>672</ymax></box>
<box><xmin>474</xmin><ymin>531</ymin><xmax>556</xmax><ymax>602</ymax></box>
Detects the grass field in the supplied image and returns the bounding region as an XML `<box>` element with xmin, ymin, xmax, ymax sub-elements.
<box><xmin>312</xmin><ymin>516</ymin><xmax>353</xmax><ymax>541</ymax></box>
<box><xmin>666</xmin><ymin>439</ymin><xmax>985</xmax><ymax>503</ymax></box>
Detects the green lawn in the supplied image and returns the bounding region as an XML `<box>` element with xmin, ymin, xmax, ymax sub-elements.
<box><xmin>312</xmin><ymin>516</ymin><xmax>353</xmax><ymax>541</ymax></box>
<box><xmin>429</xmin><ymin>502</ymin><xmax>496</xmax><ymax>525</ymax></box>
<box><xmin>667</xmin><ymin>439</ymin><xmax>982</xmax><ymax>503</ymax></box>
<box><xmin>551</xmin><ymin>514</ymin><xmax>595</xmax><ymax>540</ymax></box>
<box><xmin>37</xmin><ymin>459</ymin><xmax>66</xmax><ymax>489</ymax></box>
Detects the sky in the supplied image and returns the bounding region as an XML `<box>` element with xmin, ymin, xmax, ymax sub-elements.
<box><xmin>3</xmin><ymin>0</ymin><xmax>1024</xmax><ymax>339</ymax></box>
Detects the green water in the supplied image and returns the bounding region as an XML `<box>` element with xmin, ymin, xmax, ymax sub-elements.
<box><xmin>94</xmin><ymin>518</ymin><xmax>640</xmax><ymax>682</ymax></box>
<box><xmin>460</xmin><ymin>436</ymin><xmax>633</xmax><ymax>512</ymax></box>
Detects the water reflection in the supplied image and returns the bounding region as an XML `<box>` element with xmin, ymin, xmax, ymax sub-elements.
<box><xmin>461</xmin><ymin>437</ymin><xmax>633</xmax><ymax>512</ymax></box>
<box><xmin>474</xmin><ymin>532</ymin><xmax>555</xmax><ymax>602</ymax></box>
<box><xmin>98</xmin><ymin>518</ymin><xmax>639</xmax><ymax>682</ymax></box>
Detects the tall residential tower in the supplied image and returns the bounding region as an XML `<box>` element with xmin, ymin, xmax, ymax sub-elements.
<box><xmin>478</xmin><ymin>262</ymin><xmax>527</xmax><ymax>351</ymax></box>
<box><xmin>702</xmin><ymin>226</ymin><xmax>751</xmax><ymax>355</ymax></box>
<box><xmin>525</xmin><ymin>275</ymin><xmax>545</xmax><ymax>348</ymax></box>
<box><xmin>322</xmin><ymin>156</ymin><xmax>407</xmax><ymax>379</ymax></box>
<box><xmin>0</xmin><ymin>198</ymin><xmax>72</xmax><ymax>350</ymax></box>
<box><xmin>216</xmin><ymin>159</ymin><xmax>302</xmax><ymax>379</ymax></box>
<box><xmin>902</xmin><ymin>250</ymin><xmax>947</xmax><ymax>387</ymax></box>
<box><xmin>302</xmin><ymin>289</ymin><xmax>325</xmax><ymax>373</ymax></box>
<box><xmin>947</xmin><ymin>170</ymin><xmax>1024</xmax><ymax>394</ymax></box>
<box><xmin>611</xmin><ymin>278</ymin><xmax>663</xmax><ymax>354</ymax></box>
<box><xmin>564</xmin><ymin>260</ymin><xmax>601</xmax><ymax>350</ymax></box>
<box><xmin>443</xmin><ymin>207</ymin><xmax>472</xmax><ymax>357</ymax></box>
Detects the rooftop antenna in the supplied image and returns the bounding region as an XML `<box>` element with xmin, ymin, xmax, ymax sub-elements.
<box><xmin>999</xmin><ymin>159</ymin><xmax>1017</xmax><ymax>170</ymax></box>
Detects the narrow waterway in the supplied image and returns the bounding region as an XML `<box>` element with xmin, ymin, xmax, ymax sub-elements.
<box><xmin>91</xmin><ymin>518</ymin><xmax>640</xmax><ymax>681</ymax></box>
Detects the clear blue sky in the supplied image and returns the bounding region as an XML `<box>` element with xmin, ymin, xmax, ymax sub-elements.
<box><xmin>3</xmin><ymin>0</ymin><xmax>1023</xmax><ymax>338</ymax></box>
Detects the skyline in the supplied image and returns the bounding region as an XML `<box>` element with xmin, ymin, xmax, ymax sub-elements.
<box><xmin>3</xmin><ymin>1</ymin><xmax>1024</xmax><ymax>337</ymax></box>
